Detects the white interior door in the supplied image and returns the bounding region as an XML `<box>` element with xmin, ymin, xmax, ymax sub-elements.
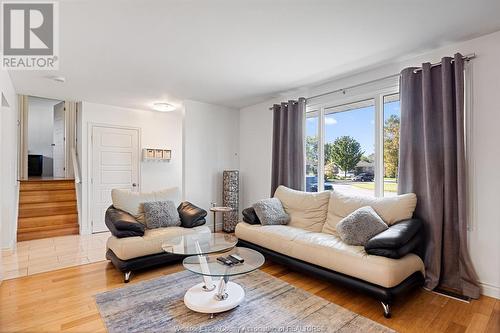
<box><xmin>91</xmin><ymin>126</ymin><xmax>139</xmax><ymax>233</ymax></box>
<box><xmin>53</xmin><ymin>102</ymin><xmax>65</xmax><ymax>178</ymax></box>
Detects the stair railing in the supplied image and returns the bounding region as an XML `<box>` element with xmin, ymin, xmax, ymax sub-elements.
<box><xmin>71</xmin><ymin>147</ymin><xmax>82</xmax><ymax>229</ymax></box>
<box><xmin>71</xmin><ymin>147</ymin><xmax>81</xmax><ymax>185</ymax></box>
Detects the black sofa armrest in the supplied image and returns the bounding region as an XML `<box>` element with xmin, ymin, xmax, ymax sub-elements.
<box><xmin>365</xmin><ymin>219</ymin><xmax>422</xmax><ymax>249</ymax></box>
<box><xmin>365</xmin><ymin>232</ymin><xmax>423</xmax><ymax>259</ymax></box>
<box><xmin>364</xmin><ymin>219</ymin><xmax>423</xmax><ymax>259</ymax></box>
<box><xmin>178</xmin><ymin>201</ymin><xmax>207</xmax><ymax>228</ymax></box>
<box><xmin>105</xmin><ymin>205</ymin><xmax>145</xmax><ymax>238</ymax></box>
<box><xmin>242</xmin><ymin>207</ymin><xmax>260</xmax><ymax>225</ymax></box>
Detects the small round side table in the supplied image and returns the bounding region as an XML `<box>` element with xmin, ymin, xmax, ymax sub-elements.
<box><xmin>210</xmin><ymin>206</ymin><xmax>234</xmax><ymax>233</ymax></box>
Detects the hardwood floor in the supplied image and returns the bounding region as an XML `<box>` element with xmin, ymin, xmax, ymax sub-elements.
<box><xmin>0</xmin><ymin>260</ymin><xmax>498</xmax><ymax>332</ymax></box>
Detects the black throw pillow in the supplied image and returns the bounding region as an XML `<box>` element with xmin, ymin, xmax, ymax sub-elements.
<box><xmin>242</xmin><ymin>207</ymin><xmax>261</xmax><ymax>224</ymax></box>
<box><xmin>178</xmin><ymin>201</ymin><xmax>207</xmax><ymax>228</ymax></box>
<box><xmin>105</xmin><ymin>206</ymin><xmax>145</xmax><ymax>238</ymax></box>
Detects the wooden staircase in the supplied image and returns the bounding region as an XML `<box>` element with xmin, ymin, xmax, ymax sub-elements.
<box><xmin>17</xmin><ymin>179</ymin><xmax>79</xmax><ymax>241</ymax></box>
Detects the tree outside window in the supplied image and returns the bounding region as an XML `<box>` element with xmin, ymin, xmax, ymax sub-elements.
<box><xmin>325</xmin><ymin>136</ymin><xmax>364</xmax><ymax>178</ymax></box>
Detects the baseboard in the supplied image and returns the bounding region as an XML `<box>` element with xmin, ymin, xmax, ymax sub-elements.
<box><xmin>480</xmin><ymin>282</ymin><xmax>500</xmax><ymax>299</ymax></box>
<box><xmin>433</xmin><ymin>288</ymin><xmax>471</xmax><ymax>302</ymax></box>
<box><xmin>1</xmin><ymin>240</ymin><xmax>15</xmax><ymax>251</ymax></box>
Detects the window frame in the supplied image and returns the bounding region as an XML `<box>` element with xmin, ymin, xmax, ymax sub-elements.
<box><xmin>305</xmin><ymin>82</ymin><xmax>399</xmax><ymax>197</ymax></box>
<box><xmin>304</xmin><ymin>110</ymin><xmax>321</xmax><ymax>191</ymax></box>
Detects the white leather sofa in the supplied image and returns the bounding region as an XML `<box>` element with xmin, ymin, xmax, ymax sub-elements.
<box><xmin>235</xmin><ymin>185</ymin><xmax>425</xmax><ymax>318</ymax></box>
<box><xmin>104</xmin><ymin>188</ymin><xmax>211</xmax><ymax>282</ymax></box>
<box><xmin>107</xmin><ymin>225</ymin><xmax>211</xmax><ymax>261</ymax></box>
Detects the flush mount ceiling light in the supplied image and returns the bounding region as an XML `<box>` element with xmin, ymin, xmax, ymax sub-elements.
<box><xmin>152</xmin><ymin>102</ymin><xmax>176</xmax><ymax>112</ymax></box>
<box><xmin>50</xmin><ymin>76</ymin><xmax>66</xmax><ymax>83</ymax></box>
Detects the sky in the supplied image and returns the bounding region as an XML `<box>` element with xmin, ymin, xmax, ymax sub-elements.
<box><xmin>306</xmin><ymin>100</ymin><xmax>400</xmax><ymax>156</ymax></box>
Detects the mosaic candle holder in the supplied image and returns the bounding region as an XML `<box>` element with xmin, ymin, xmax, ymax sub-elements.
<box><xmin>222</xmin><ymin>170</ymin><xmax>239</xmax><ymax>232</ymax></box>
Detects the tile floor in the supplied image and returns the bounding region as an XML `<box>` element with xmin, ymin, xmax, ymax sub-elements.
<box><xmin>1</xmin><ymin>231</ymin><xmax>111</xmax><ymax>279</ymax></box>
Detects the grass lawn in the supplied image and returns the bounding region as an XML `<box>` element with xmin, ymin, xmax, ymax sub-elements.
<box><xmin>352</xmin><ymin>181</ymin><xmax>398</xmax><ymax>192</ymax></box>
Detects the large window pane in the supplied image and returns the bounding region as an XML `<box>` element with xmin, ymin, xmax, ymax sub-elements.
<box><xmin>305</xmin><ymin>111</ymin><xmax>319</xmax><ymax>192</ymax></box>
<box><xmin>324</xmin><ymin>99</ymin><xmax>375</xmax><ymax>196</ymax></box>
<box><xmin>383</xmin><ymin>94</ymin><xmax>400</xmax><ymax>197</ymax></box>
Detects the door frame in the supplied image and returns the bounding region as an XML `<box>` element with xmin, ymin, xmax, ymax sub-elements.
<box><xmin>87</xmin><ymin>123</ymin><xmax>141</xmax><ymax>233</ymax></box>
<box><xmin>18</xmin><ymin>96</ymin><xmax>77</xmax><ymax>180</ymax></box>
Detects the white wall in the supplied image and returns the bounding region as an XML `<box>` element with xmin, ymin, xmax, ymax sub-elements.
<box><xmin>239</xmin><ymin>30</ymin><xmax>500</xmax><ymax>298</ymax></box>
<box><xmin>77</xmin><ymin>100</ymin><xmax>239</xmax><ymax>234</ymax></box>
<box><xmin>0</xmin><ymin>70</ymin><xmax>19</xmax><ymax>253</ymax></box>
<box><xmin>27</xmin><ymin>97</ymin><xmax>61</xmax><ymax>176</ymax></box>
<box><xmin>27</xmin><ymin>100</ymin><xmax>53</xmax><ymax>159</ymax></box>
<box><xmin>183</xmin><ymin>100</ymin><xmax>239</xmax><ymax>231</ymax></box>
<box><xmin>239</xmin><ymin>98</ymin><xmax>277</xmax><ymax>211</ymax></box>
<box><xmin>78</xmin><ymin>102</ymin><xmax>184</xmax><ymax>234</ymax></box>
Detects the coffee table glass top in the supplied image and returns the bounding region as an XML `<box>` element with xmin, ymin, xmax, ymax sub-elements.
<box><xmin>183</xmin><ymin>247</ymin><xmax>265</xmax><ymax>277</ymax></box>
<box><xmin>161</xmin><ymin>233</ymin><xmax>237</xmax><ymax>256</ymax></box>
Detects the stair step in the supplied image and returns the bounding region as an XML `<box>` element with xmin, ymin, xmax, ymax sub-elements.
<box><xmin>17</xmin><ymin>223</ymin><xmax>80</xmax><ymax>233</ymax></box>
<box><xmin>17</xmin><ymin>179</ymin><xmax>79</xmax><ymax>241</ymax></box>
<box><xmin>19</xmin><ymin>201</ymin><xmax>78</xmax><ymax>218</ymax></box>
<box><xmin>17</xmin><ymin>226</ymin><xmax>79</xmax><ymax>242</ymax></box>
<box><xmin>18</xmin><ymin>214</ymin><xmax>78</xmax><ymax>229</ymax></box>
<box><xmin>20</xmin><ymin>180</ymin><xmax>75</xmax><ymax>192</ymax></box>
<box><xmin>19</xmin><ymin>190</ymin><xmax>76</xmax><ymax>204</ymax></box>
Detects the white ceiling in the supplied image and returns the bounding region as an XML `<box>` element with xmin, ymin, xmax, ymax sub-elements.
<box><xmin>9</xmin><ymin>0</ymin><xmax>500</xmax><ymax>110</ymax></box>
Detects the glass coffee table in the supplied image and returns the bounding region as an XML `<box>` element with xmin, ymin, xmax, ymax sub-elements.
<box><xmin>161</xmin><ymin>233</ymin><xmax>238</xmax><ymax>256</ymax></box>
<box><xmin>162</xmin><ymin>234</ymin><xmax>264</xmax><ymax>314</ymax></box>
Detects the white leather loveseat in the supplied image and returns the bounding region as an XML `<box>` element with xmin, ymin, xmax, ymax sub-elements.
<box><xmin>235</xmin><ymin>186</ymin><xmax>425</xmax><ymax>318</ymax></box>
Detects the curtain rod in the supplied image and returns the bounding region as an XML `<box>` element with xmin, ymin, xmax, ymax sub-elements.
<box><xmin>412</xmin><ymin>53</ymin><xmax>475</xmax><ymax>73</ymax></box>
<box><xmin>268</xmin><ymin>53</ymin><xmax>476</xmax><ymax>110</ymax></box>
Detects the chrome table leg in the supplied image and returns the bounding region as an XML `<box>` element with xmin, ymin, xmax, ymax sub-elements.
<box><xmin>215</xmin><ymin>276</ymin><xmax>229</xmax><ymax>301</ymax></box>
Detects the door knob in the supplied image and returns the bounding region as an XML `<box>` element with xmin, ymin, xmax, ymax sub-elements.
<box><xmin>132</xmin><ymin>183</ymin><xmax>137</xmax><ymax>187</ymax></box>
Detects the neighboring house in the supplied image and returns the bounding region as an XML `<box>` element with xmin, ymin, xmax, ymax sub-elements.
<box><xmin>354</xmin><ymin>160</ymin><xmax>375</xmax><ymax>175</ymax></box>
<box><xmin>332</xmin><ymin>160</ymin><xmax>375</xmax><ymax>178</ymax></box>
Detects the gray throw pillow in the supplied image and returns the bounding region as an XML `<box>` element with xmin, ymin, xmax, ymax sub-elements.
<box><xmin>336</xmin><ymin>206</ymin><xmax>388</xmax><ymax>246</ymax></box>
<box><xmin>253</xmin><ymin>198</ymin><xmax>290</xmax><ymax>226</ymax></box>
<box><xmin>143</xmin><ymin>201</ymin><xmax>181</xmax><ymax>229</ymax></box>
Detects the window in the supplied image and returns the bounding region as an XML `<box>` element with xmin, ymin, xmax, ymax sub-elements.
<box><xmin>324</xmin><ymin>99</ymin><xmax>375</xmax><ymax>196</ymax></box>
<box><xmin>305</xmin><ymin>111</ymin><xmax>319</xmax><ymax>192</ymax></box>
<box><xmin>305</xmin><ymin>85</ymin><xmax>399</xmax><ymax>197</ymax></box>
<box><xmin>383</xmin><ymin>94</ymin><xmax>400</xmax><ymax>197</ymax></box>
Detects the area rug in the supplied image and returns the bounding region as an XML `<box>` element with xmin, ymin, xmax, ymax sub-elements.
<box><xmin>95</xmin><ymin>270</ymin><xmax>394</xmax><ymax>333</ymax></box>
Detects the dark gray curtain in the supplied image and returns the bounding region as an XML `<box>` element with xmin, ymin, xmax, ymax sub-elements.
<box><xmin>399</xmin><ymin>53</ymin><xmax>480</xmax><ymax>298</ymax></box>
<box><xmin>270</xmin><ymin>98</ymin><xmax>306</xmax><ymax>196</ymax></box>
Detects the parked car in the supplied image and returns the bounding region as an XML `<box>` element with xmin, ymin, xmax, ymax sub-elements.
<box><xmin>306</xmin><ymin>176</ymin><xmax>333</xmax><ymax>192</ymax></box>
<box><xmin>306</xmin><ymin>175</ymin><xmax>317</xmax><ymax>192</ymax></box>
<box><xmin>309</xmin><ymin>182</ymin><xmax>334</xmax><ymax>192</ymax></box>
<box><xmin>353</xmin><ymin>173</ymin><xmax>374</xmax><ymax>182</ymax></box>
<box><xmin>310</xmin><ymin>183</ymin><xmax>333</xmax><ymax>192</ymax></box>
